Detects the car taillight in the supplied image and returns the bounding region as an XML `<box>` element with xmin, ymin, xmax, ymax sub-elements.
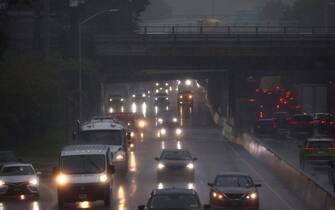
<box><xmin>321</xmin><ymin>120</ymin><xmax>327</xmax><ymax>124</ymax></box>
<box><xmin>304</xmin><ymin>148</ymin><xmax>314</xmax><ymax>152</ymax></box>
<box><xmin>328</xmin><ymin>148</ymin><xmax>335</xmax><ymax>152</ymax></box>
<box><xmin>259</xmin><ymin>112</ymin><xmax>264</xmax><ymax>119</ymax></box>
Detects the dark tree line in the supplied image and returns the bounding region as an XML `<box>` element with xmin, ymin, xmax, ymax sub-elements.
<box><xmin>0</xmin><ymin>0</ymin><xmax>150</xmax><ymax>148</ymax></box>
<box><xmin>260</xmin><ymin>0</ymin><xmax>335</xmax><ymax>26</ymax></box>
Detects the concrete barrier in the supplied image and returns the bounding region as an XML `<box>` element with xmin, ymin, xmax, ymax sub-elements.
<box><xmin>232</xmin><ymin>133</ymin><xmax>335</xmax><ymax>210</ymax></box>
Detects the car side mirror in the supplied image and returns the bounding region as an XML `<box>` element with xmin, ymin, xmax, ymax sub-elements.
<box><xmin>255</xmin><ymin>184</ymin><xmax>262</xmax><ymax>188</ymax></box>
<box><xmin>193</xmin><ymin>157</ymin><xmax>198</xmax><ymax>161</ymax></box>
<box><xmin>36</xmin><ymin>171</ymin><xmax>42</xmax><ymax>176</ymax></box>
<box><xmin>138</xmin><ymin>205</ymin><xmax>146</xmax><ymax>210</ymax></box>
<box><xmin>208</xmin><ymin>183</ymin><xmax>214</xmax><ymax>187</ymax></box>
<box><xmin>154</xmin><ymin>157</ymin><xmax>159</xmax><ymax>161</ymax></box>
<box><xmin>203</xmin><ymin>204</ymin><xmax>211</xmax><ymax>210</ymax></box>
<box><xmin>109</xmin><ymin>165</ymin><xmax>115</xmax><ymax>174</ymax></box>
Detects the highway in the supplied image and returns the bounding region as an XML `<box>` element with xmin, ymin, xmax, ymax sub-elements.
<box><xmin>0</xmin><ymin>87</ymin><xmax>309</xmax><ymax>210</ymax></box>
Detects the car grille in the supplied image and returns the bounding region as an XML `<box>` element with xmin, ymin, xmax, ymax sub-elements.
<box><xmin>225</xmin><ymin>193</ymin><xmax>244</xmax><ymax>200</ymax></box>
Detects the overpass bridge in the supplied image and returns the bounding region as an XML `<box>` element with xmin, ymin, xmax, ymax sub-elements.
<box><xmin>93</xmin><ymin>26</ymin><xmax>335</xmax><ymax>80</ymax></box>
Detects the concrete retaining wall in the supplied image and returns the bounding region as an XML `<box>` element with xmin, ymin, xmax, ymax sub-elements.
<box><xmin>232</xmin><ymin>133</ymin><xmax>335</xmax><ymax>210</ymax></box>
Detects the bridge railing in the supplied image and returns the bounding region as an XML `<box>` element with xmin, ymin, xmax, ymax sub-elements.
<box><xmin>137</xmin><ymin>26</ymin><xmax>335</xmax><ymax>34</ymax></box>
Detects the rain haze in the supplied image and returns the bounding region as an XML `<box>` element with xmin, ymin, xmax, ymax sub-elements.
<box><xmin>0</xmin><ymin>0</ymin><xmax>334</xmax><ymax>210</ymax></box>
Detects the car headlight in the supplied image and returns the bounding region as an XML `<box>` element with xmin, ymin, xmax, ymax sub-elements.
<box><xmin>158</xmin><ymin>163</ymin><xmax>165</xmax><ymax>169</ymax></box>
<box><xmin>56</xmin><ymin>173</ymin><xmax>68</xmax><ymax>186</ymax></box>
<box><xmin>29</xmin><ymin>178</ymin><xmax>39</xmax><ymax>186</ymax></box>
<box><xmin>176</xmin><ymin>128</ymin><xmax>182</xmax><ymax>135</ymax></box>
<box><xmin>99</xmin><ymin>174</ymin><xmax>108</xmax><ymax>183</ymax></box>
<box><xmin>158</xmin><ymin>118</ymin><xmax>163</xmax><ymax>124</ymax></box>
<box><xmin>246</xmin><ymin>192</ymin><xmax>257</xmax><ymax>200</ymax></box>
<box><xmin>212</xmin><ymin>192</ymin><xmax>224</xmax><ymax>200</ymax></box>
<box><xmin>138</xmin><ymin>120</ymin><xmax>146</xmax><ymax>128</ymax></box>
<box><xmin>186</xmin><ymin>163</ymin><xmax>194</xmax><ymax>169</ymax></box>
<box><xmin>0</xmin><ymin>180</ymin><xmax>5</xmax><ymax>187</ymax></box>
<box><xmin>160</xmin><ymin>128</ymin><xmax>166</xmax><ymax>135</ymax></box>
<box><xmin>116</xmin><ymin>154</ymin><xmax>125</xmax><ymax>160</ymax></box>
<box><xmin>121</xmin><ymin>98</ymin><xmax>124</xmax><ymax>102</ymax></box>
<box><xmin>188</xmin><ymin>95</ymin><xmax>193</xmax><ymax>99</ymax></box>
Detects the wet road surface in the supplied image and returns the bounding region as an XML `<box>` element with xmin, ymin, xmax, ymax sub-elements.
<box><xmin>0</xmin><ymin>89</ymin><xmax>309</xmax><ymax>210</ymax></box>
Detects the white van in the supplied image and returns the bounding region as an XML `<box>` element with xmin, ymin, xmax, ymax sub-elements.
<box><xmin>54</xmin><ymin>144</ymin><xmax>114</xmax><ymax>207</ymax></box>
<box><xmin>77</xmin><ymin>117</ymin><xmax>129</xmax><ymax>172</ymax></box>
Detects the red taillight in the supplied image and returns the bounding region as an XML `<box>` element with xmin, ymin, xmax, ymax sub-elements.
<box><xmin>248</xmin><ymin>98</ymin><xmax>256</xmax><ymax>103</ymax></box>
<box><xmin>304</xmin><ymin>148</ymin><xmax>314</xmax><ymax>152</ymax></box>
<box><xmin>259</xmin><ymin>112</ymin><xmax>264</xmax><ymax>119</ymax></box>
<box><xmin>328</xmin><ymin>148</ymin><xmax>335</xmax><ymax>152</ymax></box>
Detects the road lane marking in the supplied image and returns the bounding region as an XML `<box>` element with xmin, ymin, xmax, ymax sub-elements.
<box><xmin>225</xmin><ymin>140</ymin><xmax>296</xmax><ymax>210</ymax></box>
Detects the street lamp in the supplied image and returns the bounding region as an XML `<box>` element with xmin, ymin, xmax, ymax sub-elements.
<box><xmin>78</xmin><ymin>9</ymin><xmax>119</xmax><ymax>120</ymax></box>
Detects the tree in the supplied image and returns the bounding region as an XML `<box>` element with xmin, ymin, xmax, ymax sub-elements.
<box><xmin>259</xmin><ymin>0</ymin><xmax>289</xmax><ymax>23</ymax></box>
<box><xmin>284</xmin><ymin>0</ymin><xmax>335</xmax><ymax>26</ymax></box>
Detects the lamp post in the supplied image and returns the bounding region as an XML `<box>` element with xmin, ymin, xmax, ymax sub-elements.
<box><xmin>78</xmin><ymin>9</ymin><xmax>119</xmax><ymax>120</ymax></box>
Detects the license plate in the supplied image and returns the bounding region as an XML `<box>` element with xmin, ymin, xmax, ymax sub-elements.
<box><xmin>79</xmin><ymin>194</ymin><xmax>87</xmax><ymax>199</ymax></box>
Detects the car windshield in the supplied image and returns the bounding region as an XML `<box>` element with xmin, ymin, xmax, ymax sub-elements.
<box><xmin>1</xmin><ymin>166</ymin><xmax>35</xmax><ymax>176</ymax></box>
<box><xmin>161</xmin><ymin>151</ymin><xmax>192</xmax><ymax>160</ymax></box>
<box><xmin>215</xmin><ymin>175</ymin><xmax>254</xmax><ymax>188</ymax></box>
<box><xmin>307</xmin><ymin>141</ymin><xmax>333</xmax><ymax>148</ymax></box>
<box><xmin>0</xmin><ymin>152</ymin><xmax>17</xmax><ymax>163</ymax></box>
<box><xmin>61</xmin><ymin>155</ymin><xmax>105</xmax><ymax>174</ymax></box>
<box><xmin>80</xmin><ymin>130</ymin><xmax>123</xmax><ymax>145</ymax></box>
<box><xmin>149</xmin><ymin>194</ymin><xmax>200</xmax><ymax>209</ymax></box>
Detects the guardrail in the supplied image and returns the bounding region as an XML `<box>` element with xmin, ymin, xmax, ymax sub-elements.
<box><xmin>137</xmin><ymin>26</ymin><xmax>335</xmax><ymax>35</ymax></box>
<box><xmin>231</xmin><ymin>133</ymin><xmax>335</xmax><ymax>210</ymax></box>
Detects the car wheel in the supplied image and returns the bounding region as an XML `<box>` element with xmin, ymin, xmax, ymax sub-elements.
<box><xmin>57</xmin><ymin>196</ymin><xmax>65</xmax><ymax>209</ymax></box>
<box><xmin>104</xmin><ymin>188</ymin><xmax>111</xmax><ymax>206</ymax></box>
<box><xmin>33</xmin><ymin>193</ymin><xmax>40</xmax><ymax>200</ymax></box>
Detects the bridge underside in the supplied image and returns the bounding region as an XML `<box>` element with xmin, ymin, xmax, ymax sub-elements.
<box><xmin>99</xmin><ymin>55</ymin><xmax>335</xmax><ymax>82</ymax></box>
<box><xmin>93</xmin><ymin>33</ymin><xmax>335</xmax><ymax>82</ymax></box>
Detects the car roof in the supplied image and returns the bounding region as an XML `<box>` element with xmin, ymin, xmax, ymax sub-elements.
<box><xmin>162</xmin><ymin>149</ymin><xmax>190</xmax><ymax>153</ymax></box>
<box><xmin>1</xmin><ymin>163</ymin><xmax>33</xmax><ymax>168</ymax></box>
<box><xmin>61</xmin><ymin>144</ymin><xmax>109</xmax><ymax>156</ymax></box>
<box><xmin>307</xmin><ymin>136</ymin><xmax>333</xmax><ymax>142</ymax></box>
<box><xmin>216</xmin><ymin>172</ymin><xmax>251</xmax><ymax>177</ymax></box>
<box><xmin>81</xmin><ymin>119</ymin><xmax>124</xmax><ymax>131</ymax></box>
<box><xmin>179</xmin><ymin>90</ymin><xmax>192</xmax><ymax>94</ymax></box>
<box><xmin>152</xmin><ymin>188</ymin><xmax>198</xmax><ymax>195</ymax></box>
